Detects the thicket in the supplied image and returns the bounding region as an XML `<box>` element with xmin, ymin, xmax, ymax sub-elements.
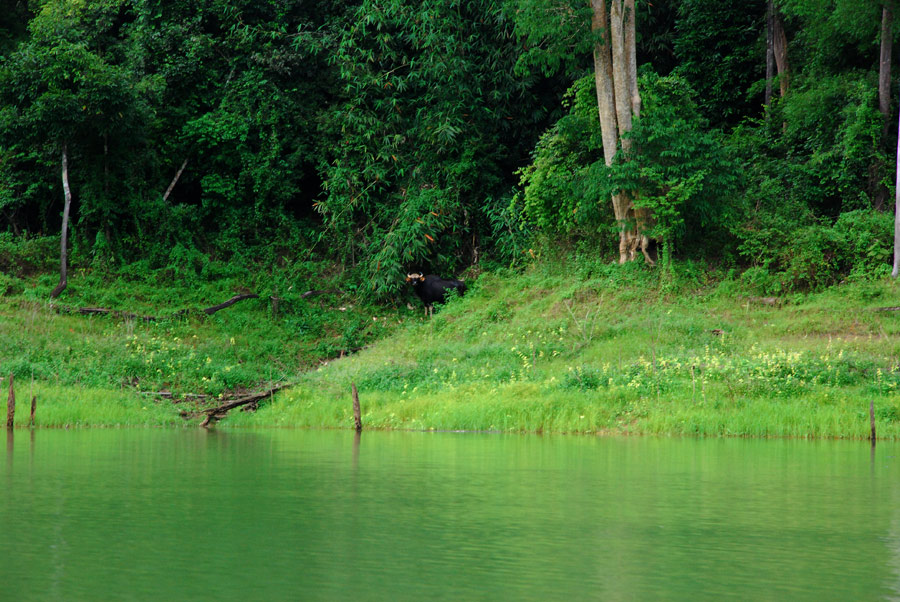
<box><xmin>0</xmin><ymin>0</ymin><xmax>898</xmax><ymax>299</ymax></box>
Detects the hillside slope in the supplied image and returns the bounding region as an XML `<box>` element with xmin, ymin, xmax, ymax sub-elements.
<box><xmin>234</xmin><ymin>264</ymin><xmax>900</xmax><ymax>438</ymax></box>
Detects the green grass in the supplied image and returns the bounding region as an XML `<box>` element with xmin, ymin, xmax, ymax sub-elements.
<box><xmin>0</xmin><ymin>259</ymin><xmax>408</xmax><ymax>426</ymax></box>
<box><xmin>1</xmin><ymin>382</ymin><xmax>181</xmax><ymax>427</ymax></box>
<box><xmin>4</xmin><ymin>258</ymin><xmax>900</xmax><ymax>437</ymax></box>
<box><xmin>231</xmin><ymin>265</ymin><xmax>900</xmax><ymax>439</ymax></box>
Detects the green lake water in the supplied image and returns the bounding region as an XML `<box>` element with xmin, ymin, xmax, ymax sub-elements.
<box><xmin>2</xmin><ymin>429</ymin><xmax>899</xmax><ymax>600</ymax></box>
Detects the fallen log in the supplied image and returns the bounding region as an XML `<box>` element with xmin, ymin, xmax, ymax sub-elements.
<box><xmin>198</xmin><ymin>383</ymin><xmax>288</xmax><ymax>427</ymax></box>
<box><xmin>53</xmin><ymin>292</ymin><xmax>260</xmax><ymax>322</ymax></box>
<box><xmin>202</xmin><ymin>293</ymin><xmax>259</xmax><ymax>315</ymax></box>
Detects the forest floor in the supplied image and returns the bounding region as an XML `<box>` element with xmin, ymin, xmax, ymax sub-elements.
<box><xmin>3</xmin><ymin>259</ymin><xmax>900</xmax><ymax>438</ymax></box>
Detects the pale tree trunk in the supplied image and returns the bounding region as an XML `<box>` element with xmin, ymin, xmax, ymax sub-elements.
<box><xmin>590</xmin><ymin>0</ymin><xmax>651</xmax><ymax>264</ymax></box>
<box><xmin>765</xmin><ymin>0</ymin><xmax>774</xmax><ymax>109</ymax></box>
<box><xmin>772</xmin><ymin>8</ymin><xmax>790</xmax><ymax>97</ymax></box>
<box><xmin>609</xmin><ymin>0</ymin><xmax>632</xmax><ymax>149</ymax></box>
<box><xmin>622</xmin><ymin>0</ymin><xmax>649</xmax><ymax>263</ymax></box>
<box><xmin>625</xmin><ymin>0</ymin><xmax>640</xmax><ymax>119</ymax></box>
<box><xmin>50</xmin><ymin>144</ymin><xmax>72</xmax><ymax>299</ymax></box>
<box><xmin>894</xmin><ymin>79</ymin><xmax>900</xmax><ymax>278</ymax></box>
<box><xmin>608</xmin><ymin>0</ymin><xmax>635</xmax><ymax>263</ymax></box>
<box><xmin>880</xmin><ymin>7</ymin><xmax>893</xmax><ymax>126</ymax></box>
<box><xmin>591</xmin><ymin>0</ymin><xmax>618</xmax><ymax>168</ymax></box>
<box><xmin>876</xmin><ymin>6</ymin><xmax>893</xmax><ymax>211</ymax></box>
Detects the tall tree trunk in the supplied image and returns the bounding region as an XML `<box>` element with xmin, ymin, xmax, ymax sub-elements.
<box><xmin>876</xmin><ymin>6</ymin><xmax>893</xmax><ymax>211</ymax></box>
<box><xmin>591</xmin><ymin>0</ymin><xmax>618</xmax><ymax>168</ymax></box>
<box><xmin>765</xmin><ymin>0</ymin><xmax>775</xmax><ymax>110</ymax></box>
<box><xmin>625</xmin><ymin>0</ymin><xmax>640</xmax><ymax>119</ymax></box>
<box><xmin>592</xmin><ymin>0</ymin><xmax>626</xmax><ymax>258</ymax></box>
<box><xmin>772</xmin><ymin>9</ymin><xmax>790</xmax><ymax>97</ymax></box>
<box><xmin>591</xmin><ymin>0</ymin><xmax>649</xmax><ymax>264</ymax></box>
<box><xmin>621</xmin><ymin>0</ymin><xmax>650</xmax><ymax>264</ymax></box>
<box><xmin>894</xmin><ymin>79</ymin><xmax>900</xmax><ymax>278</ymax></box>
<box><xmin>880</xmin><ymin>7</ymin><xmax>893</xmax><ymax>127</ymax></box>
<box><xmin>610</xmin><ymin>0</ymin><xmax>633</xmax><ymax>149</ymax></box>
<box><xmin>50</xmin><ymin>144</ymin><xmax>72</xmax><ymax>299</ymax></box>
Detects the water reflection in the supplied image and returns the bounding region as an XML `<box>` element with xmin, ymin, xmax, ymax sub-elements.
<box><xmin>5</xmin><ymin>428</ymin><xmax>11</xmax><ymax>472</ymax></box>
<box><xmin>1</xmin><ymin>431</ymin><xmax>899</xmax><ymax>600</ymax></box>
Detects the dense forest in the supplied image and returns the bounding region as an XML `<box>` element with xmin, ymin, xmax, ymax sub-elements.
<box><xmin>0</xmin><ymin>0</ymin><xmax>897</xmax><ymax>298</ymax></box>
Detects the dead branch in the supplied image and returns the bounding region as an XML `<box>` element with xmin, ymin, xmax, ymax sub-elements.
<box><xmin>198</xmin><ymin>383</ymin><xmax>288</xmax><ymax>427</ymax></box>
<box><xmin>138</xmin><ymin>391</ymin><xmax>209</xmax><ymax>400</ymax></box>
<box><xmin>52</xmin><ymin>292</ymin><xmax>260</xmax><ymax>322</ymax></box>
<box><xmin>162</xmin><ymin>158</ymin><xmax>189</xmax><ymax>203</ymax></box>
<box><xmin>203</xmin><ymin>293</ymin><xmax>259</xmax><ymax>315</ymax></box>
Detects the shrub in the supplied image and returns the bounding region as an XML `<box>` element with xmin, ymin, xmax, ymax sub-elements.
<box><xmin>741</xmin><ymin>209</ymin><xmax>892</xmax><ymax>293</ymax></box>
<box><xmin>0</xmin><ymin>233</ymin><xmax>58</xmax><ymax>277</ymax></box>
<box><xmin>832</xmin><ymin>209</ymin><xmax>893</xmax><ymax>279</ymax></box>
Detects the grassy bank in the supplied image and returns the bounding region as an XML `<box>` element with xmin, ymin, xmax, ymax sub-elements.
<box><xmin>0</xmin><ymin>256</ymin><xmax>407</xmax><ymax>427</ymax></box>
<box><xmin>3</xmin><ymin>257</ymin><xmax>900</xmax><ymax>437</ymax></box>
<box><xmin>232</xmin><ymin>262</ymin><xmax>900</xmax><ymax>438</ymax></box>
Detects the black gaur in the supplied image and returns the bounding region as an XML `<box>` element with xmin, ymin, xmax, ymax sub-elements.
<box><xmin>405</xmin><ymin>273</ymin><xmax>467</xmax><ymax>316</ymax></box>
